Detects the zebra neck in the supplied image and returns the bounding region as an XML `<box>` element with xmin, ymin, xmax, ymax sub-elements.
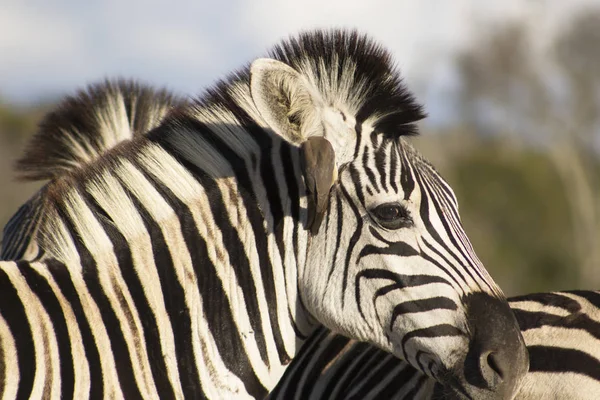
<box><xmin>141</xmin><ymin>121</ymin><xmax>319</xmax><ymax>384</ymax></box>
<box><xmin>26</xmin><ymin>95</ymin><xmax>324</xmax><ymax>396</ymax></box>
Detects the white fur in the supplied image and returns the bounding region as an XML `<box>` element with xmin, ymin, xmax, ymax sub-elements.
<box><xmin>0</xmin><ymin>311</ymin><xmax>18</xmax><ymax>400</ymax></box>
<box><xmin>29</xmin><ymin>261</ymin><xmax>92</xmax><ymax>399</ymax></box>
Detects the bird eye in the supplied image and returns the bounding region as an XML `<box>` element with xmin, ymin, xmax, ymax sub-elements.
<box><xmin>371</xmin><ymin>203</ymin><xmax>412</xmax><ymax>230</ymax></box>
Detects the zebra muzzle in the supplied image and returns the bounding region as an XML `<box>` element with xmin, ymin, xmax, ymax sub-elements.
<box><xmin>456</xmin><ymin>293</ymin><xmax>530</xmax><ymax>399</ymax></box>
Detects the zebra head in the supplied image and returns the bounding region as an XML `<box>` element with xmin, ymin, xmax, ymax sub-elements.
<box><xmin>249</xmin><ymin>31</ymin><xmax>528</xmax><ymax>399</ymax></box>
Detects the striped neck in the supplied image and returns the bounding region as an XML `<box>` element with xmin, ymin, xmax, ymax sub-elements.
<box><xmin>145</xmin><ymin>111</ymin><xmax>321</xmax><ymax>387</ymax></box>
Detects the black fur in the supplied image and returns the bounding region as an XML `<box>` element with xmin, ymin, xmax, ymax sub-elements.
<box><xmin>268</xmin><ymin>30</ymin><xmax>426</xmax><ymax>133</ymax></box>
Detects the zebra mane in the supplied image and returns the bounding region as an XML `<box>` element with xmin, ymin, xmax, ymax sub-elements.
<box><xmin>201</xmin><ymin>29</ymin><xmax>426</xmax><ymax>138</ymax></box>
<box><xmin>14</xmin><ymin>30</ymin><xmax>428</xmax><ymax>262</ymax></box>
<box><xmin>268</xmin><ymin>30</ymin><xmax>426</xmax><ymax>133</ymax></box>
<box><xmin>2</xmin><ymin>80</ymin><xmax>185</xmax><ymax>260</ymax></box>
<box><xmin>144</xmin><ymin>30</ymin><xmax>427</xmax><ymax>183</ymax></box>
<box><xmin>16</xmin><ymin>30</ymin><xmax>424</xmax><ymax>185</ymax></box>
<box><xmin>15</xmin><ymin>79</ymin><xmax>186</xmax><ymax>181</ymax></box>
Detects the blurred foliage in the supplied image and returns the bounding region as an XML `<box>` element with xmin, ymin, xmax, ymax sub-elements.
<box><xmin>446</xmin><ymin>137</ymin><xmax>592</xmax><ymax>294</ymax></box>
<box><xmin>0</xmin><ymin>8</ymin><xmax>599</xmax><ymax>296</ymax></box>
<box><xmin>0</xmin><ymin>101</ymin><xmax>46</xmax><ymax>232</ymax></box>
<box><xmin>449</xmin><ymin>7</ymin><xmax>600</xmax><ymax>292</ymax></box>
<box><xmin>0</xmin><ymin>107</ymin><xmax>37</xmax><ymax>146</ymax></box>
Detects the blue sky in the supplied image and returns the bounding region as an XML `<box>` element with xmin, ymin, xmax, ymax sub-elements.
<box><xmin>1</xmin><ymin>0</ymin><xmax>597</xmax><ymax>125</ymax></box>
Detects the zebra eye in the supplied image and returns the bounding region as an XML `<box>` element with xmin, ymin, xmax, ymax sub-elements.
<box><xmin>371</xmin><ymin>203</ymin><xmax>412</xmax><ymax>230</ymax></box>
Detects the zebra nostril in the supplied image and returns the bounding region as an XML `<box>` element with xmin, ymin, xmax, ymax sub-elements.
<box><xmin>486</xmin><ymin>352</ymin><xmax>504</xmax><ymax>379</ymax></box>
<box><xmin>463</xmin><ymin>292</ymin><xmax>528</xmax><ymax>393</ymax></box>
<box><xmin>479</xmin><ymin>351</ymin><xmax>505</xmax><ymax>388</ymax></box>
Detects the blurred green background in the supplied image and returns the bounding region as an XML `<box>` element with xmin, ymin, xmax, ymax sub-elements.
<box><xmin>0</xmin><ymin>10</ymin><xmax>599</xmax><ymax>296</ymax></box>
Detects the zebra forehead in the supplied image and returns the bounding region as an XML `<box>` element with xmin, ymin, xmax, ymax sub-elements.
<box><xmin>352</xmin><ymin>138</ymin><xmax>452</xmax><ymax>189</ymax></box>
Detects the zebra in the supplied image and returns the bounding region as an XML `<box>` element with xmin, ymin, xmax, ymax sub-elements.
<box><xmin>0</xmin><ymin>30</ymin><xmax>528</xmax><ymax>399</ymax></box>
<box><xmin>269</xmin><ymin>290</ymin><xmax>600</xmax><ymax>400</ymax></box>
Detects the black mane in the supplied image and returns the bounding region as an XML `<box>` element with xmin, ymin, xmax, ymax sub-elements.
<box><xmin>270</xmin><ymin>30</ymin><xmax>426</xmax><ymax>133</ymax></box>
<box><xmin>200</xmin><ymin>29</ymin><xmax>426</xmax><ymax>140</ymax></box>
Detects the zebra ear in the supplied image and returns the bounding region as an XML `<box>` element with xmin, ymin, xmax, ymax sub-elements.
<box><xmin>250</xmin><ymin>58</ymin><xmax>323</xmax><ymax>143</ymax></box>
<box><xmin>300</xmin><ymin>137</ymin><xmax>338</xmax><ymax>234</ymax></box>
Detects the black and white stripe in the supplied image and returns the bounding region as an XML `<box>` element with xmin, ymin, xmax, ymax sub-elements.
<box><xmin>270</xmin><ymin>290</ymin><xmax>600</xmax><ymax>400</ymax></box>
<box><xmin>1</xmin><ymin>30</ymin><xmax>527</xmax><ymax>399</ymax></box>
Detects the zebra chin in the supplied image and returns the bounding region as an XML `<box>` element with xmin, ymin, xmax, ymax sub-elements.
<box><xmin>425</xmin><ymin>293</ymin><xmax>530</xmax><ymax>400</ymax></box>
